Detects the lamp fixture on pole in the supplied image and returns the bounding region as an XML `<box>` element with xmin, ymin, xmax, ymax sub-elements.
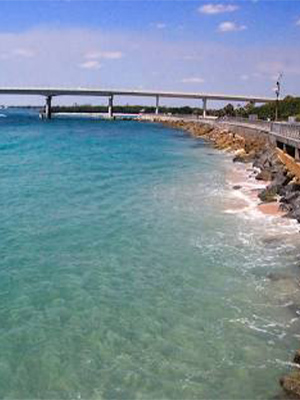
<box><xmin>275</xmin><ymin>72</ymin><xmax>283</xmax><ymax>121</ymax></box>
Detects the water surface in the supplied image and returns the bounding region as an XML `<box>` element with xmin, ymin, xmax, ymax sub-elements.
<box><xmin>0</xmin><ymin>110</ymin><xmax>299</xmax><ymax>399</ymax></box>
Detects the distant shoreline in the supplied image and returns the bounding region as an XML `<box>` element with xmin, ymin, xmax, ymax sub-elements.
<box><xmin>53</xmin><ymin>112</ymin><xmax>140</xmax><ymax>119</ymax></box>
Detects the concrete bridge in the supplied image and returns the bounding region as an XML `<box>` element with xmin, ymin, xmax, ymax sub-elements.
<box><xmin>0</xmin><ymin>87</ymin><xmax>275</xmax><ymax>119</ymax></box>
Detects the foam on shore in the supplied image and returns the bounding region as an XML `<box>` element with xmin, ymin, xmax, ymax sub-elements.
<box><xmin>224</xmin><ymin>160</ymin><xmax>299</xmax><ymax>239</ymax></box>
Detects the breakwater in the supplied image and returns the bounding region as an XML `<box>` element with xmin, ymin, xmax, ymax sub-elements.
<box><xmin>151</xmin><ymin>118</ymin><xmax>300</xmax><ymax>223</ymax></box>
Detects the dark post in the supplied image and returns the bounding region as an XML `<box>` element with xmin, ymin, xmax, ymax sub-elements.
<box><xmin>275</xmin><ymin>73</ymin><xmax>282</xmax><ymax>121</ymax></box>
<box><xmin>155</xmin><ymin>95</ymin><xmax>159</xmax><ymax>115</ymax></box>
<box><xmin>108</xmin><ymin>95</ymin><xmax>114</xmax><ymax>118</ymax></box>
<box><xmin>45</xmin><ymin>96</ymin><xmax>52</xmax><ymax>119</ymax></box>
<box><xmin>202</xmin><ymin>98</ymin><xmax>207</xmax><ymax>118</ymax></box>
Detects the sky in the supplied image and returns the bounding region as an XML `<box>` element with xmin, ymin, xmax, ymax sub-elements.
<box><xmin>0</xmin><ymin>0</ymin><xmax>299</xmax><ymax>107</ymax></box>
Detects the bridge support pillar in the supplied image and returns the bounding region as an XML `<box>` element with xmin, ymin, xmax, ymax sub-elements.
<box><xmin>45</xmin><ymin>96</ymin><xmax>52</xmax><ymax>119</ymax></box>
<box><xmin>108</xmin><ymin>95</ymin><xmax>114</xmax><ymax>118</ymax></box>
<box><xmin>202</xmin><ymin>98</ymin><xmax>207</xmax><ymax>118</ymax></box>
<box><xmin>155</xmin><ymin>95</ymin><xmax>160</xmax><ymax>115</ymax></box>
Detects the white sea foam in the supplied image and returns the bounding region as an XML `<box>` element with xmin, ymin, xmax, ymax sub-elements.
<box><xmin>275</xmin><ymin>359</ymin><xmax>300</xmax><ymax>369</ymax></box>
<box><xmin>224</xmin><ymin>162</ymin><xmax>300</xmax><ymax>238</ymax></box>
<box><xmin>229</xmin><ymin>316</ymin><xmax>288</xmax><ymax>339</ymax></box>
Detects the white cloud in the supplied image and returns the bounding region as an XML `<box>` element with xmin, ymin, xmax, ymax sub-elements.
<box><xmin>183</xmin><ymin>54</ymin><xmax>202</xmax><ymax>61</ymax></box>
<box><xmin>155</xmin><ymin>23</ymin><xmax>167</xmax><ymax>29</ymax></box>
<box><xmin>79</xmin><ymin>60</ymin><xmax>101</xmax><ymax>70</ymax></box>
<box><xmin>0</xmin><ymin>48</ymin><xmax>35</xmax><ymax>60</ymax></box>
<box><xmin>270</xmin><ymin>73</ymin><xmax>280</xmax><ymax>81</ymax></box>
<box><xmin>85</xmin><ymin>51</ymin><xmax>123</xmax><ymax>60</ymax></box>
<box><xmin>181</xmin><ymin>77</ymin><xmax>205</xmax><ymax>84</ymax></box>
<box><xmin>218</xmin><ymin>21</ymin><xmax>247</xmax><ymax>32</ymax></box>
<box><xmin>257</xmin><ymin>61</ymin><xmax>300</xmax><ymax>77</ymax></box>
<box><xmin>252</xmin><ymin>72</ymin><xmax>262</xmax><ymax>78</ymax></box>
<box><xmin>0</xmin><ymin>53</ymin><xmax>10</xmax><ymax>60</ymax></box>
<box><xmin>199</xmin><ymin>3</ymin><xmax>239</xmax><ymax>15</ymax></box>
<box><xmin>240</xmin><ymin>74</ymin><xmax>249</xmax><ymax>81</ymax></box>
<box><xmin>0</xmin><ymin>26</ymin><xmax>299</xmax><ymax>105</ymax></box>
<box><xmin>12</xmin><ymin>48</ymin><xmax>35</xmax><ymax>57</ymax></box>
<box><xmin>150</xmin><ymin>22</ymin><xmax>167</xmax><ymax>30</ymax></box>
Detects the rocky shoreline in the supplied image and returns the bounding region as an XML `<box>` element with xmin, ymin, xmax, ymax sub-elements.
<box><xmin>144</xmin><ymin>117</ymin><xmax>300</xmax><ymax>399</ymax></box>
<box><xmin>157</xmin><ymin>119</ymin><xmax>300</xmax><ymax>223</ymax></box>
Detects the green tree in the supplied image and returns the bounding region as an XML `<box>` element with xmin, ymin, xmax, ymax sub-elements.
<box><xmin>223</xmin><ymin>103</ymin><xmax>235</xmax><ymax>116</ymax></box>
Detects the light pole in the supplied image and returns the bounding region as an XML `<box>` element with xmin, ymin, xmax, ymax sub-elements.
<box><xmin>275</xmin><ymin>72</ymin><xmax>283</xmax><ymax>121</ymax></box>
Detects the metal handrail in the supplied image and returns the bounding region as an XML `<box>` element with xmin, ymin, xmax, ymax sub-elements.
<box><xmin>270</xmin><ymin>122</ymin><xmax>300</xmax><ymax>140</ymax></box>
<box><xmin>218</xmin><ymin>117</ymin><xmax>300</xmax><ymax>142</ymax></box>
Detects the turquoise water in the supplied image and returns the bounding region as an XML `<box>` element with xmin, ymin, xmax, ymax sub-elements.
<box><xmin>1</xmin><ymin>110</ymin><xmax>300</xmax><ymax>399</ymax></box>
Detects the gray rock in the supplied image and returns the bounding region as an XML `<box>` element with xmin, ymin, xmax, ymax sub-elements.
<box><xmin>233</xmin><ymin>153</ymin><xmax>255</xmax><ymax>163</ymax></box>
<box><xmin>255</xmin><ymin>169</ymin><xmax>273</xmax><ymax>181</ymax></box>
<box><xmin>267</xmin><ymin>172</ymin><xmax>293</xmax><ymax>195</ymax></box>
<box><xmin>285</xmin><ymin>195</ymin><xmax>300</xmax><ymax>221</ymax></box>
<box><xmin>253</xmin><ymin>148</ymin><xmax>280</xmax><ymax>170</ymax></box>
<box><xmin>258</xmin><ymin>187</ymin><xmax>277</xmax><ymax>203</ymax></box>
<box><xmin>279</xmin><ymin>183</ymin><xmax>300</xmax><ymax>197</ymax></box>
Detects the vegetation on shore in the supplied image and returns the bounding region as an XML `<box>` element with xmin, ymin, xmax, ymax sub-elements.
<box><xmin>51</xmin><ymin>104</ymin><xmax>204</xmax><ymax>115</ymax></box>
<box><xmin>50</xmin><ymin>95</ymin><xmax>300</xmax><ymax>121</ymax></box>
<box><xmin>239</xmin><ymin>96</ymin><xmax>300</xmax><ymax>121</ymax></box>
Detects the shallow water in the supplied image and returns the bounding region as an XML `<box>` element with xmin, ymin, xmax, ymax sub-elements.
<box><xmin>0</xmin><ymin>110</ymin><xmax>300</xmax><ymax>399</ymax></box>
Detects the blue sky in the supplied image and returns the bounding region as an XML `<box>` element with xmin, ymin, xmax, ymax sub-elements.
<box><xmin>0</xmin><ymin>0</ymin><xmax>299</xmax><ymax>106</ymax></box>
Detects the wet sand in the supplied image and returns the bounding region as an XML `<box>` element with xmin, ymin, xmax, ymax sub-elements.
<box><xmin>258</xmin><ymin>202</ymin><xmax>286</xmax><ymax>217</ymax></box>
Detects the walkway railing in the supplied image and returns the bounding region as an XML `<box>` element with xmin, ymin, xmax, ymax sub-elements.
<box><xmin>218</xmin><ymin>116</ymin><xmax>272</xmax><ymax>131</ymax></box>
<box><xmin>270</xmin><ymin>122</ymin><xmax>300</xmax><ymax>141</ymax></box>
<box><xmin>218</xmin><ymin>117</ymin><xmax>300</xmax><ymax>143</ymax></box>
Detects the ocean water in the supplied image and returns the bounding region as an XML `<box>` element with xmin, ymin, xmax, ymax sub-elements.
<box><xmin>1</xmin><ymin>110</ymin><xmax>300</xmax><ymax>399</ymax></box>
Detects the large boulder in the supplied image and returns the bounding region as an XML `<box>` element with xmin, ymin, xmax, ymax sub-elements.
<box><xmin>280</xmin><ymin>190</ymin><xmax>300</xmax><ymax>205</ymax></box>
<box><xmin>280</xmin><ymin>349</ymin><xmax>300</xmax><ymax>398</ymax></box>
<box><xmin>285</xmin><ymin>203</ymin><xmax>300</xmax><ymax>222</ymax></box>
<box><xmin>255</xmin><ymin>169</ymin><xmax>273</xmax><ymax>181</ymax></box>
<box><xmin>253</xmin><ymin>148</ymin><xmax>282</xmax><ymax>171</ymax></box>
<box><xmin>293</xmin><ymin>350</ymin><xmax>300</xmax><ymax>366</ymax></box>
<box><xmin>261</xmin><ymin>170</ymin><xmax>293</xmax><ymax>199</ymax></box>
<box><xmin>278</xmin><ymin>182</ymin><xmax>300</xmax><ymax>197</ymax></box>
<box><xmin>269</xmin><ymin>171</ymin><xmax>292</xmax><ymax>192</ymax></box>
<box><xmin>280</xmin><ymin>371</ymin><xmax>300</xmax><ymax>398</ymax></box>
<box><xmin>233</xmin><ymin>151</ymin><xmax>256</xmax><ymax>163</ymax></box>
<box><xmin>253</xmin><ymin>150</ymin><xmax>269</xmax><ymax>170</ymax></box>
<box><xmin>258</xmin><ymin>186</ymin><xmax>278</xmax><ymax>203</ymax></box>
<box><xmin>280</xmin><ymin>188</ymin><xmax>300</xmax><ymax>219</ymax></box>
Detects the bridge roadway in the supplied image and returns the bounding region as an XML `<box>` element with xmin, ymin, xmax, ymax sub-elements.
<box><xmin>0</xmin><ymin>87</ymin><xmax>275</xmax><ymax>119</ymax></box>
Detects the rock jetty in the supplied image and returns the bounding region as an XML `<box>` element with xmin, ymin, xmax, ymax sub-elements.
<box><xmin>156</xmin><ymin>119</ymin><xmax>300</xmax><ymax>223</ymax></box>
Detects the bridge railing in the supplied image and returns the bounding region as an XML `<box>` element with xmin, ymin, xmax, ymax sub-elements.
<box><xmin>218</xmin><ymin>116</ymin><xmax>272</xmax><ymax>131</ymax></box>
<box><xmin>270</xmin><ymin>122</ymin><xmax>300</xmax><ymax>141</ymax></box>
<box><xmin>142</xmin><ymin>114</ymin><xmax>300</xmax><ymax>143</ymax></box>
<box><xmin>218</xmin><ymin>116</ymin><xmax>300</xmax><ymax>142</ymax></box>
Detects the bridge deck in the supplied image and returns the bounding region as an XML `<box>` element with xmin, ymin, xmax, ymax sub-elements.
<box><xmin>0</xmin><ymin>87</ymin><xmax>274</xmax><ymax>103</ymax></box>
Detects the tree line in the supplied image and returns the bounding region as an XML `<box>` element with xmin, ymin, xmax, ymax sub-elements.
<box><xmin>51</xmin><ymin>96</ymin><xmax>300</xmax><ymax>121</ymax></box>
